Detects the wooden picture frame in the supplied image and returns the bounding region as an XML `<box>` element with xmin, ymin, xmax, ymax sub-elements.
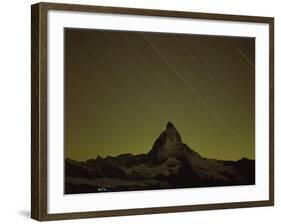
<box><xmin>31</xmin><ymin>2</ymin><xmax>274</xmax><ymax>221</ymax></box>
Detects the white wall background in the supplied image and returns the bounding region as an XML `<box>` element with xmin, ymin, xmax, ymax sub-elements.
<box><xmin>0</xmin><ymin>0</ymin><xmax>279</xmax><ymax>223</ymax></box>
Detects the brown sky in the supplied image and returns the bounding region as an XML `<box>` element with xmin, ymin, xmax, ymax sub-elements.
<box><xmin>64</xmin><ymin>28</ymin><xmax>255</xmax><ymax>161</ymax></box>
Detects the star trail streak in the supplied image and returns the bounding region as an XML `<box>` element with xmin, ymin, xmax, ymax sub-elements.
<box><xmin>237</xmin><ymin>48</ymin><xmax>255</xmax><ymax>69</ymax></box>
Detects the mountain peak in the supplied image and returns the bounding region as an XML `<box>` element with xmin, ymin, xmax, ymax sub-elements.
<box><xmin>166</xmin><ymin>121</ymin><xmax>176</xmax><ymax>130</ymax></box>
<box><xmin>148</xmin><ymin>122</ymin><xmax>183</xmax><ymax>162</ymax></box>
<box><xmin>165</xmin><ymin>121</ymin><xmax>179</xmax><ymax>136</ymax></box>
<box><xmin>148</xmin><ymin>122</ymin><xmax>201</xmax><ymax>163</ymax></box>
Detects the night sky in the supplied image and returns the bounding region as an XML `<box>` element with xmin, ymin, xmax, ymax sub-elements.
<box><xmin>64</xmin><ymin>28</ymin><xmax>255</xmax><ymax>161</ymax></box>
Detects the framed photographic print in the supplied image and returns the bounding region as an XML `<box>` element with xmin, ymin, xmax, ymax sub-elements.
<box><xmin>31</xmin><ymin>2</ymin><xmax>274</xmax><ymax>221</ymax></box>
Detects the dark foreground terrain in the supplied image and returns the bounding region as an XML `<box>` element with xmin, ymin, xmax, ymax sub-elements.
<box><xmin>65</xmin><ymin>122</ymin><xmax>255</xmax><ymax>194</ymax></box>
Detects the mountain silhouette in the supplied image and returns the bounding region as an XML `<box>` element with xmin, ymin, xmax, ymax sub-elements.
<box><xmin>65</xmin><ymin>122</ymin><xmax>255</xmax><ymax>194</ymax></box>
